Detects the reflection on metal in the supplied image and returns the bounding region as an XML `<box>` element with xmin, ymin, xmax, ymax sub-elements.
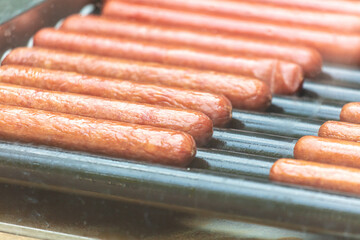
<box><xmin>0</xmin><ymin>222</ymin><xmax>97</xmax><ymax>240</ymax></box>
<box><xmin>0</xmin><ymin>0</ymin><xmax>95</xmax><ymax>56</ymax></box>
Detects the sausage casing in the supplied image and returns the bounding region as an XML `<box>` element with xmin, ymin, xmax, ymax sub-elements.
<box><xmin>340</xmin><ymin>102</ymin><xmax>360</xmax><ymax>124</ymax></box>
<box><xmin>0</xmin><ymin>104</ymin><xmax>196</xmax><ymax>166</ymax></box>
<box><xmin>246</xmin><ymin>0</ymin><xmax>360</xmax><ymax>16</ymax></box>
<box><xmin>61</xmin><ymin>14</ymin><xmax>322</xmax><ymax>77</ymax></box>
<box><xmin>0</xmin><ymin>82</ymin><xmax>213</xmax><ymax>146</ymax></box>
<box><xmin>33</xmin><ymin>28</ymin><xmax>302</xmax><ymax>95</ymax></box>
<box><xmin>318</xmin><ymin>121</ymin><xmax>360</xmax><ymax>143</ymax></box>
<box><xmin>102</xmin><ymin>1</ymin><xmax>360</xmax><ymax>66</ymax></box>
<box><xmin>2</xmin><ymin>48</ymin><xmax>270</xmax><ymax>113</ymax></box>
<box><xmin>294</xmin><ymin>136</ymin><xmax>360</xmax><ymax>169</ymax></box>
<box><xmin>270</xmin><ymin>158</ymin><xmax>360</xmax><ymax>195</ymax></box>
<box><xmin>0</xmin><ymin>64</ymin><xmax>231</xmax><ymax>127</ymax></box>
<box><xmin>110</xmin><ymin>0</ymin><xmax>360</xmax><ymax>33</ymax></box>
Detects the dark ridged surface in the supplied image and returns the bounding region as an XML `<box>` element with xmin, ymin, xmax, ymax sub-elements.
<box><xmin>0</xmin><ymin>141</ymin><xmax>359</xmax><ymax>238</ymax></box>
<box><xmin>210</xmin><ymin>129</ymin><xmax>297</xmax><ymax>158</ymax></box>
<box><xmin>269</xmin><ymin>95</ymin><xmax>343</xmax><ymax>120</ymax></box>
<box><xmin>231</xmin><ymin>110</ymin><xmax>322</xmax><ymax>137</ymax></box>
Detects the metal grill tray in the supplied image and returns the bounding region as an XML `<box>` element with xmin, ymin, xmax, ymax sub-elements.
<box><xmin>1</xmin><ymin>0</ymin><xmax>360</xmax><ymax>238</ymax></box>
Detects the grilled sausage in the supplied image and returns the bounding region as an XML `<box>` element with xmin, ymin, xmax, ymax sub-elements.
<box><xmin>102</xmin><ymin>1</ymin><xmax>360</xmax><ymax>66</ymax></box>
<box><xmin>247</xmin><ymin>0</ymin><xmax>360</xmax><ymax>15</ymax></box>
<box><xmin>33</xmin><ymin>28</ymin><xmax>303</xmax><ymax>95</ymax></box>
<box><xmin>61</xmin><ymin>14</ymin><xmax>322</xmax><ymax>77</ymax></box>
<box><xmin>2</xmin><ymin>48</ymin><xmax>270</xmax><ymax>111</ymax></box>
<box><xmin>294</xmin><ymin>136</ymin><xmax>360</xmax><ymax>169</ymax></box>
<box><xmin>340</xmin><ymin>102</ymin><xmax>360</xmax><ymax>124</ymax></box>
<box><xmin>0</xmin><ymin>65</ymin><xmax>231</xmax><ymax>127</ymax></box>
<box><xmin>318</xmin><ymin>121</ymin><xmax>360</xmax><ymax>143</ymax></box>
<box><xmin>270</xmin><ymin>158</ymin><xmax>360</xmax><ymax>195</ymax></box>
<box><xmin>0</xmin><ymin>82</ymin><xmax>213</xmax><ymax>145</ymax></box>
<box><xmin>0</xmin><ymin>104</ymin><xmax>196</xmax><ymax>166</ymax></box>
<box><xmin>110</xmin><ymin>0</ymin><xmax>360</xmax><ymax>33</ymax></box>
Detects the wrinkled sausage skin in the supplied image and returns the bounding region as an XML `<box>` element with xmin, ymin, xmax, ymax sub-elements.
<box><xmin>318</xmin><ymin>121</ymin><xmax>360</xmax><ymax>143</ymax></box>
<box><xmin>294</xmin><ymin>136</ymin><xmax>360</xmax><ymax>169</ymax></box>
<box><xmin>0</xmin><ymin>82</ymin><xmax>213</xmax><ymax>145</ymax></box>
<box><xmin>102</xmin><ymin>1</ymin><xmax>360</xmax><ymax>66</ymax></box>
<box><xmin>340</xmin><ymin>102</ymin><xmax>360</xmax><ymax>124</ymax></box>
<box><xmin>270</xmin><ymin>158</ymin><xmax>360</xmax><ymax>195</ymax></box>
<box><xmin>0</xmin><ymin>104</ymin><xmax>197</xmax><ymax>166</ymax></box>
<box><xmin>61</xmin><ymin>14</ymin><xmax>322</xmax><ymax>77</ymax></box>
<box><xmin>2</xmin><ymin>47</ymin><xmax>269</xmax><ymax>110</ymax></box>
<box><xmin>33</xmin><ymin>28</ymin><xmax>301</xmax><ymax>95</ymax></box>
<box><xmin>0</xmin><ymin>64</ymin><xmax>232</xmax><ymax>127</ymax></box>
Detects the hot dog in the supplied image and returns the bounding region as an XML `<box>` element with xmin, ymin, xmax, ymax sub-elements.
<box><xmin>0</xmin><ymin>104</ymin><xmax>196</xmax><ymax>166</ymax></box>
<box><xmin>246</xmin><ymin>0</ymin><xmax>360</xmax><ymax>15</ymax></box>
<box><xmin>102</xmin><ymin>1</ymin><xmax>360</xmax><ymax>66</ymax></box>
<box><xmin>109</xmin><ymin>0</ymin><xmax>360</xmax><ymax>33</ymax></box>
<box><xmin>2</xmin><ymin>47</ymin><xmax>270</xmax><ymax>110</ymax></box>
<box><xmin>61</xmin><ymin>14</ymin><xmax>322</xmax><ymax>77</ymax></box>
<box><xmin>0</xmin><ymin>82</ymin><xmax>213</xmax><ymax>146</ymax></box>
<box><xmin>33</xmin><ymin>28</ymin><xmax>303</xmax><ymax>95</ymax></box>
<box><xmin>340</xmin><ymin>102</ymin><xmax>360</xmax><ymax>124</ymax></box>
<box><xmin>270</xmin><ymin>158</ymin><xmax>360</xmax><ymax>195</ymax></box>
<box><xmin>294</xmin><ymin>136</ymin><xmax>360</xmax><ymax>169</ymax></box>
<box><xmin>0</xmin><ymin>65</ymin><xmax>231</xmax><ymax>127</ymax></box>
<box><xmin>318</xmin><ymin>121</ymin><xmax>360</xmax><ymax>143</ymax></box>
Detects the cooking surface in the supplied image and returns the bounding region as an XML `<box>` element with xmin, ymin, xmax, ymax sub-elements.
<box><xmin>1</xmin><ymin>0</ymin><xmax>360</xmax><ymax>239</ymax></box>
<box><xmin>0</xmin><ymin>184</ymin><xmax>333</xmax><ymax>240</ymax></box>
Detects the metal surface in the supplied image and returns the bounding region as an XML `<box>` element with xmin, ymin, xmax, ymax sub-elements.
<box><xmin>0</xmin><ymin>0</ymin><xmax>95</xmax><ymax>56</ymax></box>
<box><xmin>269</xmin><ymin>95</ymin><xmax>343</xmax><ymax>120</ymax></box>
<box><xmin>230</xmin><ymin>110</ymin><xmax>322</xmax><ymax>137</ymax></box>
<box><xmin>303</xmin><ymin>78</ymin><xmax>360</xmax><ymax>102</ymax></box>
<box><xmin>0</xmin><ymin>142</ymin><xmax>358</xmax><ymax>238</ymax></box>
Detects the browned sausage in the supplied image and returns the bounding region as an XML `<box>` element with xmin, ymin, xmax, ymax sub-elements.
<box><xmin>0</xmin><ymin>104</ymin><xmax>196</xmax><ymax>166</ymax></box>
<box><xmin>270</xmin><ymin>158</ymin><xmax>360</xmax><ymax>195</ymax></box>
<box><xmin>340</xmin><ymin>102</ymin><xmax>360</xmax><ymax>124</ymax></box>
<box><xmin>294</xmin><ymin>136</ymin><xmax>360</xmax><ymax>169</ymax></box>
<box><xmin>102</xmin><ymin>1</ymin><xmax>360</xmax><ymax>66</ymax></box>
<box><xmin>0</xmin><ymin>65</ymin><xmax>231</xmax><ymax>127</ymax></box>
<box><xmin>318</xmin><ymin>121</ymin><xmax>360</xmax><ymax>143</ymax></box>
<box><xmin>109</xmin><ymin>0</ymin><xmax>360</xmax><ymax>33</ymax></box>
<box><xmin>0</xmin><ymin>82</ymin><xmax>213</xmax><ymax>146</ymax></box>
<box><xmin>2</xmin><ymin>47</ymin><xmax>270</xmax><ymax>111</ymax></box>
<box><xmin>61</xmin><ymin>14</ymin><xmax>322</xmax><ymax>77</ymax></box>
<box><xmin>245</xmin><ymin>0</ymin><xmax>360</xmax><ymax>15</ymax></box>
<box><xmin>33</xmin><ymin>28</ymin><xmax>303</xmax><ymax>95</ymax></box>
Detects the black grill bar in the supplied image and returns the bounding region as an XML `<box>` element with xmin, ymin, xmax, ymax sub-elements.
<box><xmin>193</xmin><ymin>148</ymin><xmax>274</xmax><ymax>179</ymax></box>
<box><xmin>230</xmin><ymin>110</ymin><xmax>322</xmax><ymax>138</ymax></box>
<box><xmin>210</xmin><ymin>129</ymin><xmax>297</xmax><ymax>158</ymax></box>
<box><xmin>269</xmin><ymin>95</ymin><xmax>343</xmax><ymax>120</ymax></box>
<box><xmin>322</xmin><ymin>65</ymin><xmax>360</xmax><ymax>85</ymax></box>
<box><xmin>302</xmin><ymin>79</ymin><xmax>360</xmax><ymax>103</ymax></box>
<box><xmin>0</xmin><ymin>141</ymin><xmax>359</xmax><ymax>238</ymax></box>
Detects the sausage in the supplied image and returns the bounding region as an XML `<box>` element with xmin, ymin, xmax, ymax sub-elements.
<box><xmin>270</xmin><ymin>158</ymin><xmax>360</xmax><ymax>195</ymax></box>
<box><xmin>0</xmin><ymin>65</ymin><xmax>231</xmax><ymax>127</ymax></box>
<box><xmin>33</xmin><ymin>28</ymin><xmax>303</xmax><ymax>95</ymax></box>
<box><xmin>245</xmin><ymin>0</ymin><xmax>360</xmax><ymax>15</ymax></box>
<box><xmin>0</xmin><ymin>82</ymin><xmax>213</xmax><ymax>146</ymax></box>
<box><xmin>109</xmin><ymin>0</ymin><xmax>360</xmax><ymax>33</ymax></box>
<box><xmin>294</xmin><ymin>136</ymin><xmax>360</xmax><ymax>169</ymax></box>
<box><xmin>61</xmin><ymin>14</ymin><xmax>322</xmax><ymax>77</ymax></box>
<box><xmin>102</xmin><ymin>1</ymin><xmax>360</xmax><ymax>66</ymax></box>
<box><xmin>2</xmin><ymin>48</ymin><xmax>269</xmax><ymax>111</ymax></box>
<box><xmin>318</xmin><ymin>121</ymin><xmax>360</xmax><ymax>143</ymax></box>
<box><xmin>0</xmin><ymin>104</ymin><xmax>196</xmax><ymax>166</ymax></box>
<box><xmin>340</xmin><ymin>102</ymin><xmax>360</xmax><ymax>124</ymax></box>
